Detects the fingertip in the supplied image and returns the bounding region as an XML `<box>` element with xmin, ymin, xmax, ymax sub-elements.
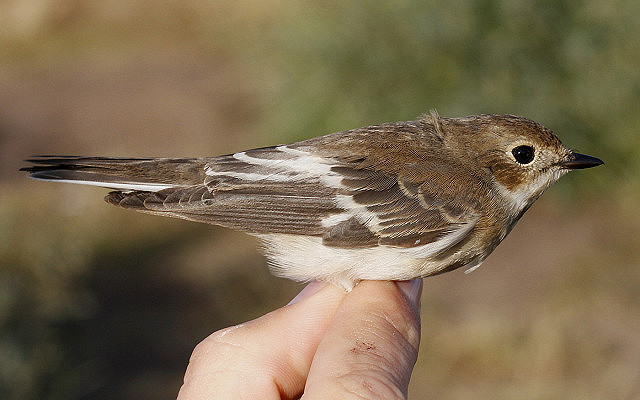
<box><xmin>180</xmin><ymin>280</ymin><xmax>346</xmax><ymax>399</ymax></box>
<box><xmin>303</xmin><ymin>280</ymin><xmax>422</xmax><ymax>398</ymax></box>
<box><xmin>287</xmin><ymin>280</ymin><xmax>327</xmax><ymax>305</ymax></box>
<box><xmin>396</xmin><ymin>278</ymin><xmax>423</xmax><ymax>310</ymax></box>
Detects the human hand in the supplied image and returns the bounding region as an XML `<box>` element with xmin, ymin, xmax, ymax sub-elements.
<box><xmin>177</xmin><ymin>279</ymin><xmax>423</xmax><ymax>400</ymax></box>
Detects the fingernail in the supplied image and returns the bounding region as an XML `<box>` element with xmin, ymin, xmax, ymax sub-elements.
<box><xmin>396</xmin><ymin>279</ymin><xmax>423</xmax><ymax>309</ymax></box>
<box><xmin>287</xmin><ymin>281</ymin><xmax>326</xmax><ymax>305</ymax></box>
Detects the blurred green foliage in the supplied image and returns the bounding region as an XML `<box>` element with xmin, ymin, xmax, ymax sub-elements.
<box><xmin>1</xmin><ymin>0</ymin><xmax>638</xmax><ymax>399</ymax></box>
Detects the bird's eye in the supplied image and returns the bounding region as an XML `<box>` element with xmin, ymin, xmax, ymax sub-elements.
<box><xmin>512</xmin><ymin>145</ymin><xmax>535</xmax><ymax>164</ymax></box>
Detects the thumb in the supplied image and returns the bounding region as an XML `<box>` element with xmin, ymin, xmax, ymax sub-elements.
<box><xmin>302</xmin><ymin>279</ymin><xmax>422</xmax><ymax>400</ymax></box>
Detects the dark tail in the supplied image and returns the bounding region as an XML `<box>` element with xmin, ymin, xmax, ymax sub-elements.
<box><xmin>21</xmin><ymin>156</ymin><xmax>208</xmax><ymax>191</ymax></box>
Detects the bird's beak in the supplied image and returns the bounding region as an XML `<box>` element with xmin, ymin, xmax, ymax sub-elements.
<box><xmin>560</xmin><ymin>152</ymin><xmax>604</xmax><ymax>170</ymax></box>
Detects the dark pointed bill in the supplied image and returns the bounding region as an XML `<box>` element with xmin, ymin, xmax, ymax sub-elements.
<box><xmin>560</xmin><ymin>152</ymin><xmax>604</xmax><ymax>169</ymax></box>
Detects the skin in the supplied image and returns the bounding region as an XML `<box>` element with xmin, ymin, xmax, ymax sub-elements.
<box><xmin>177</xmin><ymin>279</ymin><xmax>423</xmax><ymax>400</ymax></box>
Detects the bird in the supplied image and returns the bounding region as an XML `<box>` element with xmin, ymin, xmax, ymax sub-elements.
<box><xmin>21</xmin><ymin>111</ymin><xmax>603</xmax><ymax>290</ymax></box>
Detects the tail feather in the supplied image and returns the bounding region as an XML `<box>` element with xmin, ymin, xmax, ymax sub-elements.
<box><xmin>21</xmin><ymin>156</ymin><xmax>209</xmax><ymax>191</ymax></box>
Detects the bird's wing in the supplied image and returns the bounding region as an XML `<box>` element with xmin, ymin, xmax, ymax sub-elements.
<box><xmin>98</xmin><ymin>144</ymin><xmax>481</xmax><ymax>254</ymax></box>
<box><xmin>21</xmin><ymin>117</ymin><xmax>482</xmax><ymax>255</ymax></box>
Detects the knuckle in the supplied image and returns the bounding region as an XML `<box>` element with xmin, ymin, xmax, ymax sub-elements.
<box><xmin>364</xmin><ymin>307</ymin><xmax>421</xmax><ymax>357</ymax></box>
<box><xmin>335</xmin><ymin>368</ymin><xmax>407</xmax><ymax>400</ymax></box>
<box><xmin>335</xmin><ymin>308</ymin><xmax>419</xmax><ymax>398</ymax></box>
<box><xmin>383</xmin><ymin>308</ymin><xmax>421</xmax><ymax>352</ymax></box>
<box><xmin>189</xmin><ymin>325</ymin><xmax>245</xmax><ymax>363</ymax></box>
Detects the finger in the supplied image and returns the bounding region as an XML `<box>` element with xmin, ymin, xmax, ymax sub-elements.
<box><xmin>177</xmin><ymin>281</ymin><xmax>347</xmax><ymax>400</ymax></box>
<box><xmin>302</xmin><ymin>279</ymin><xmax>422</xmax><ymax>400</ymax></box>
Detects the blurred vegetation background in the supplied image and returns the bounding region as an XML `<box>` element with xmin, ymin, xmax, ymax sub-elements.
<box><xmin>1</xmin><ymin>0</ymin><xmax>638</xmax><ymax>399</ymax></box>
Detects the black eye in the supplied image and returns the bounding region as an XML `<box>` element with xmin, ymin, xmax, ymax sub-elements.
<box><xmin>512</xmin><ymin>145</ymin><xmax>535</xmax><ymax>164</ymax></box>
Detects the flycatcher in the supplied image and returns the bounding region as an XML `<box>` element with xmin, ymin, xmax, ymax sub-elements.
<box><xmin>22</xmin><ymin>111</ymin><xmax>603</xmax><ymax>290</ymax></box>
